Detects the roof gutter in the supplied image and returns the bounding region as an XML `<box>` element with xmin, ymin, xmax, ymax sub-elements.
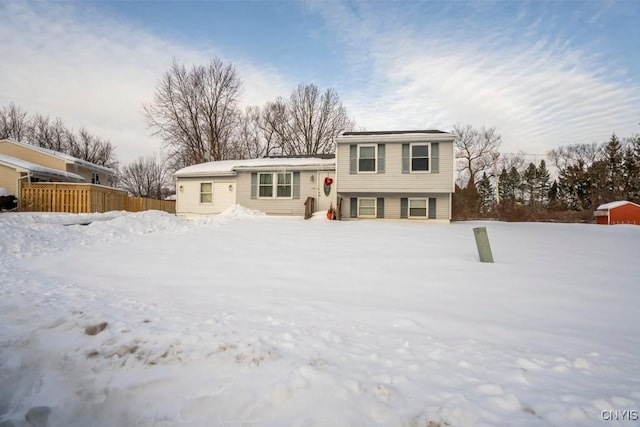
<box><xmin>336</xmin><ymin>133</ymin><xmax>456</xmax><ymax>144</ymax></box>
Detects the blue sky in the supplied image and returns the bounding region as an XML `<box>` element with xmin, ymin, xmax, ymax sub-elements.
<box><xmin>1</xmin><ymin>0</ymin><xmax>638</xmax><ymax>164</ymax></box>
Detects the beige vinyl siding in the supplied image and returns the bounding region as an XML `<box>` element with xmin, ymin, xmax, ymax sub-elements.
<box><xmin>0</xmin><ymin>141</ymin><xmax>68</xmax><ymax>172</ymax></box>
<box><xmin>236</xmin><ymin>170</ymin><xmax>322</xmax><ymax>215</ymax></box>
<box><xmin>0</xmin><ymin>164</ymin><xmax>20</xmax><ymax>195</ymax></box>
<box><xmin>176</xmin><ymin>176</ymin><xmax>237</xmax><ymax>216</ymax></box>
<box><xmin>343</xmin><ymin>193</ymin><xmax>450</xmax><ymax>221</ymax></box>
<box><xmin>66</xmin><ymin>164</ymin><xmax>108</xmax><ymax>185</ymax></box>
<box><xmin>336</xmin><ymin>141</ymin><xmax>454</xmax><ymax>193</ymax></box>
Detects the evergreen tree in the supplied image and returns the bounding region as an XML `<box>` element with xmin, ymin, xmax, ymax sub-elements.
<box><xmin>603</xmin><ymin>133</ymin><xmax>624</xmax><ymax>200</ymax></box>
<box><xmin>622</xmin><ymin>136</ymin><xmax>640</xmax><ymax>203</ymax></box>
<box><xmin>536</xmin><ymin>160</ymin><xmax>551</xmax><ymax>206</ymax></box>
<box><xmin>498</xmin><ymin>167</ymin><xmax>514</xmax><ymax>204</ymax></box>
<box><xmin>508</xmin><ymin>166</ymin><xmax>522</xmax><ymax>203</ymax></box>
<box><xmin>523</xmin><ymin>162</ymin><xmax>538</xmax><ymax>208</ymax></box>
<box><xmin>558</xmin><ymin>160</ymin><xmax>590</xmax><ymax>210</ymax></box>
<box><xmin>548</xmin><ymin>180</ymin><xmax>560</xmax><ymax>209</ymax></box>
<box><xmin>477</xmin><ymin>172</ymin><xmax>495</xmax><ymax>214</ymax></box>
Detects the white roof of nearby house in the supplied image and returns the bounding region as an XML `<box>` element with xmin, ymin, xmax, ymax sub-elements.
<box><xmin>336</xmin><ymin>129</ymin><xmax>456</xmax><ymax>143</ymax></box>
<box><xmin>0</xmin><ymin>138</ymin><xmax>116</xmax><ymax>176</ymax></box>
<box><xmin>596</xmin><ymin>201</ymin><xmax>640</xmax><ymax>210</ymax></box>
<box><xmin>175</xmin><ymin>157</ymin><xmax>336</xmax><ymax>178</ymax></box>
<box><xmin>0</xmin><ymin>153</ymin><xmax>86</xmax><ymax>182</ymax></box>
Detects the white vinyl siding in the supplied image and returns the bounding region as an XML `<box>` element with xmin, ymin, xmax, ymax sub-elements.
<box><xmin>237</xmin><ymin>170</ymin><xmax>335</xmax><ymax>216</ymax></box>
<box><xmin>200</xmin><ymin>182</ymin><xmax>212</xmax><ymax>203</ymax></box>
<box><xmin>337</xmin><ymin>141</ymin><xmax>454</xmax><ymax>193</ymax></box>
<box><xmin>339</xmin><ymin>194</ymin><xmax>450</xmax><ymax>221</ymax></box>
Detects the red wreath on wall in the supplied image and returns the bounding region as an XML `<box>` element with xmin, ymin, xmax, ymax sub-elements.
<box><xmin>324</xmin><ymin>177</ymin><xmax>333</xmax><ymax>186</ymax></box>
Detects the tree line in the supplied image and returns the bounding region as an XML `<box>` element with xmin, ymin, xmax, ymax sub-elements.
<box><xmin>1</xmin><ymin>56</ymin><xmax>354</xmax><ymax>199</ymax></box>
<box><xmin>0</xmin><ymin>104</ymin><xmax>117</xmax><ymax>168</ymax></box>
<box><xmin>144</xmin><ymin>58</ymin><xmax>355</xmax><ymax>172</ymax></box>
<box><xmin>453</xmin><ymin>127</ymin><xmax>640</xmax><ymax>221</ymax></box>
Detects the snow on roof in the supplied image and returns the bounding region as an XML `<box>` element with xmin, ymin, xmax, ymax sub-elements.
<box><xmin>336</xmin><ymin>129</ymin><xmax>455</xmax><ymax>143</ymax></box>
<box><xmin>0</xmin><ymin>138</ymin><xmax>116</xmax><ymax>175</ymax></box>
<box><xmin>0</xmin><ymin>153</ymin><xmax>86</xmax><ymax>182</ymax></box>
<box><xmin>596</xmin><ymin>201</ymin><xmax>638</xmax><ymax>210</ymax></box>
<box><xmin>175</xmin><ymin>157</ymin><xmax>336</xmax><ymax>177</ymax></box>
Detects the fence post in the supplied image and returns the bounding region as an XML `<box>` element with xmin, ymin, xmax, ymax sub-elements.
<box><xmin>473</xmin><ymin>227</ymin><xmax>494</xmax><ymax>263</ymax></box>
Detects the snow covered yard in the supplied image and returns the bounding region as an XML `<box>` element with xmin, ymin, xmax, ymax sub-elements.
<box><xmin>1</xmin><ymin>208</ymin><xmax>639</xmax><ymax>427</ymax></box>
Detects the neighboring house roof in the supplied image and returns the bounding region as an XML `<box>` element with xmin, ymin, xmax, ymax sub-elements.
<box><xmin>0</xmin><ymin>153</ymin><xmax>86</xmax><ymax>182</ymax></box>
<box><xmin>342</xmin><ymin>130</ymin><xmax>448</xmax><ymax>136</ymax></box>
<box><xmin>175</xmin><ymin>157</ymin><xmax>336</xmax><ymax>178</ymax></box>
<box><xmin>596</xmin><ymin>201</ymin><xmax>640</xmax><ymax>210</ymax></box>
<box><xmin>337</xmin><ymin>129</ymin><xmax>456</xmax><ymax>143</ymax></box>
<box><xmin>0</xmin><ymin>138</ymin><xmax>116</xmax><ymax>176</ymax></box>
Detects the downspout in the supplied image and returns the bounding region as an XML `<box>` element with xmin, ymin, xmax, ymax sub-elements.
<box><xmin>16</xmin><ymin>173</ymin><xmax>32</xmax><ymax>211</ymax></box>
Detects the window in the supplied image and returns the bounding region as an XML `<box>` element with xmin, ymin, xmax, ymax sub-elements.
<box><xmin>200</xmin><ymin>182</ymin><xmax>212</xmax><ymax>203</ymax></box>
<box><xmin>92</xmin><ymin>172</ymin><xmax>100</xmax><ymax>185</ymax></box>
<box><xmin>258</xmin><ymin>173</ymin><xmax>273</xmax><ymax>198</ymax></box>
<box><xmin>358</xmin><ymin>144</ymin><xmax>376</xmax><ymax>173</ymax></box>
<box><xmin>276</xmin><ymin>173</ymin><xmax>292</xmax><ymax>198</ymax></box>
<box><xmin>358</xmin><ymin>198</ymin><xmax>376</xmax><ymax>218</ymax></box>
<box><xmin>409</xmin><ymin>198</ymin><xmax>427</xmax><ymax>218</ymax></box>
<box><xmin>411</xmin><ymin>143</ymin><xmax>430</xmax><ymax>172</ymax></box>
<box><xmin>258</xmin><ymin>172</ymin><xmax>293</xmax><ymax>198</ymax></box>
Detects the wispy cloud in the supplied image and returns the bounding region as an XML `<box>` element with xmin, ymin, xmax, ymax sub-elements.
<box><xmin>0</xmin><ymin>2</ymin><xmax>293</xmax><ymax>163</ymax></box>
<box><xmin>314</xmin><ymin>1</ymin><xmax>640</xmax><ymax>155</ymax></box>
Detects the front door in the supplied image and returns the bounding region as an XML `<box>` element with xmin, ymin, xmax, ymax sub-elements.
<box><xmin>316</xmin><ymin>172</ymin><xmax>337</xmax><ymax>212</ymax></box>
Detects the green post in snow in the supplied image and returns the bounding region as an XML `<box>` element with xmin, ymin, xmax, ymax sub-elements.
<box><xmin>473</xmin><ymin>227</ymin><xmax>494</xmax><ymax>263</ymax></box>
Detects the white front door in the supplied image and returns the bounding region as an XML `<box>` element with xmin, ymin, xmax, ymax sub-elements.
<box><xmin>316</xmin><ymin>172</ymin><xmax>337</xmax><ymax>212</ymax></box>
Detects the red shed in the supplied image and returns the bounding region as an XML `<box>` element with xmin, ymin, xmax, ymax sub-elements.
<box><xmin>594</xmin><ymin>201</ymin><xmax>640</xmax><ymax>225</ymax></box>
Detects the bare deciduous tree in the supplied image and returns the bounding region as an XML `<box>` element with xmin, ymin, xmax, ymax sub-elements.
<box><xmin>144</xmin><ymin>58</ymin><xmax>243</xmax><ymax>170</ymax></box>
<box><xmin>119</xmin><ymin>156</ymin><xmax>168</xmax><ymax>199</ymax></box>
<box><xmin>548</xmin><ymin>142</ymin><xmax>602</xmax><ymax>171</ymax></box>
<box><xmin>232</xmin><ymin>106</ymin><xmax>269</xmax><ymax>159</ymax></box>
<box><xmin>68</xmin><ymin>127</ymin><xmax>118</xmax><ymax>168</ymax></box>
<box><xmin>1</xmin><ymin>103</ymin><xmax>118</xmax><ymax>168</ymax></box>
<box><xmin>287</xmin><ymin>84</ymin><xmax>354</xmax><ymax>155</ymax></box>
<box><xmin>29</xmin><ymin>114</ymin><xmax>72</xmax><ymax>152</ymax></box>
<box><xmin>259</xmin><ymin>84</ymin><xmax>354</xmax><ymax>156</ymax></box>
<box><xmin>0</xmin><ymin>103</ymin><xmax>29</xmax><ymax>141</ymax></box>
<box><xmin>454</xmin><ymin>124</ymin><xmax>502</xmax><ymax>187</ymax></box>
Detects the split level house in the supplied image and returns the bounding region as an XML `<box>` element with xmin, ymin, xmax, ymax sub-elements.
<box><xmin>0</xmin><ymin>138</ymin><xmax>117</xmax><ymax>199</ymax></box>
<box><xmin>174</xmin><ymin>130</ymin><xmax>456</xmax><ymax>222</ymax></box>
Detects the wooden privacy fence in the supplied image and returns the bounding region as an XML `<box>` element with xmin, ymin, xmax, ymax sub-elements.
<box><xmin>20</xmin><ymin>183</ymin><xmax>175</xmax><ymax>214</ymax></box>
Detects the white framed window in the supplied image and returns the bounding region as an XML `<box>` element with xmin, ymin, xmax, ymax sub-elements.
<box><xmin>410</xmin><ymin>143</ymin><xmax>430</xmax><ymax>172</ymax></box>
<box><xmin>276</xmin><ymin>172</ymin><xmax>293</xmax><ymax>198</ymax></box>
<box><xmin>258</xmin><ymin>173</ymin><xmax>273</xmax><ymax>198</ymax></box>
<box><xmin>358</xmin><ymin>198</ymin><xmax>376</xmax><ymax>218</ymax></box>
<box><xmin>91</xmin><ymin>172</ymin><xmax>100</xmax><ymax>185</ymax></box>
<box><xmin>358</xmin><ymin>144</ymin><xmax>377</xmax><ymax>173</ymax></box>
<box><xmin>200</xmin><ymin>182</ymin><xmax>212</xmax><ymax>203</ymax></box>
<box><xmin>408</xmin><ymin>198</ymin><xmax>427</xmax><ymax>218</ymax></box>
<box><xmin>258</xmin><ymin>172</ymin><xmax>293</xmax><ymax>199</ymax></box>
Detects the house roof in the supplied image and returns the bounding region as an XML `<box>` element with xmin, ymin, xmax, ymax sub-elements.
<box><xmin>342</xmin><ymin>130</ymin><xmax>448</xmax><ymax>136</ymax></box>
<box><xmin>0</xmin><ymin>138</ymin><xmax>116</xmax><ymax>176</ymax></box>
<box><xmin>336</xmin><ymin>129</ymin><xmax>456</xmax><ymax>143</ymax></box>
<box><xmin>175</xmin><ymin>157</ymin><xmax>336</xmax><ymax>178</ymax></box>
<box><xmin>596</xmin><ymin>200</ymin><xmax>640</xmax><ymax>210</ymax></box>
<box><xmin>0</xmin><ymin>153</ymin><xmax>86</xmax><ymax>182</ymax></box>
